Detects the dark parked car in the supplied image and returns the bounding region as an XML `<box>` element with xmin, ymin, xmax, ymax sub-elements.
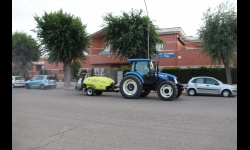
<box><xmin>185</xmin><ymin>76</ymin><xmax>237</xmax><ymax>97</ymax></box>
<box><xmin>25</xmin><ymin>75</ymin><xmax>57</xmax><ymax>90</ymax></box>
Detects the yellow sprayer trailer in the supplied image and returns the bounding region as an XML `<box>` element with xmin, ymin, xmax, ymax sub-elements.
<box><xmin>75</xmin><ymin>73</ymin><xmax>119</xmax><ymax>96</ymax></box>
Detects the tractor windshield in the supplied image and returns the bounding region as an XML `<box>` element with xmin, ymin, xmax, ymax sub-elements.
<box><xmin>131</xmin><ymin>60</ymin><xmax>156</xmax><ymax>73</ymax></box>
<box><xmin>133</xmin><ymin>61</ymin><xmax>149</xmax><ymax>75</ymax></box>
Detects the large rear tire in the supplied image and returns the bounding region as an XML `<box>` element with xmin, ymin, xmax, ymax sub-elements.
<box><xmin>157</xmin><ymin>80</ymin><xmax>178</xmax><ymax>101</ymax></box>
<box><xmin>119</xmin><ymin>75</ymin><xmax>143</xmax><ymax>99</ymax></box>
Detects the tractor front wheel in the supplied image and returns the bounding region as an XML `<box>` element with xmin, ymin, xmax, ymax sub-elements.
<box><xmin>157</xmin><ymin>80</ymin><xmax>178</xmax><ymax>101</ymax></box>
<box><xmin>119</xmin><ymin>75</ymin><xmax>143</xmax><ymax>99</ymax></box>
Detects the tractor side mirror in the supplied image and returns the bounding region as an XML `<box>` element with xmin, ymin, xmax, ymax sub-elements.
<box><xmin>147</xmin><ymin>63</ymin><xmax>150</xmax><ymax>69</ymax></box>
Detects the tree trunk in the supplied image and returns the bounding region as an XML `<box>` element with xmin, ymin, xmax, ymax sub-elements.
<box><xmin>63</xmin><ymin>62</ymin><xmax>72</xmax><ymax>87</ymax></box>
<box><xmin>224</xmin><ymin>62</ymin><xmax>232</xmax><ymax>85</ymax></box>
<box><xmin>16</xmin><ymin>63</ymin><xmax>25</xmax><ymax>78</ymax></box>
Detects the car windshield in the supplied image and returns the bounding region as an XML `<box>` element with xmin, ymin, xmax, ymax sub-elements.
<box><xmin>15</xmin><ymin>77</ymin><xmax>24</xmax><ymax>80</ymax></box>
<box><xmin>47</xmin><ymin>77</ymin><xmax>55</xmax><ymax>80</ymax></box>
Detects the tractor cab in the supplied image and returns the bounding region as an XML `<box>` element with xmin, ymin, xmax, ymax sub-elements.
<box><xmin>129</xmin><ymin>59</ymin><xmax>157</xmax><ymax>85</ymax></box>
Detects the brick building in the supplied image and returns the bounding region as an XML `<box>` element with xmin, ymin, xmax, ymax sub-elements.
<box><xmin>28</xmin><ymin>27</ymin><xmax>237</xmax><ymax>80</ymax></box>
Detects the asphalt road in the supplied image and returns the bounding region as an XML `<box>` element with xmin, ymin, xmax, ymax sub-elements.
<box><xmin>12</xmin><ymin>88</ymin><xmax>237</xmax><ymax>150</ymax></box>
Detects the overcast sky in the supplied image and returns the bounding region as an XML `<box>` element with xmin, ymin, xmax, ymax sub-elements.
<box><xmin>12</xmin><ymin>0</ymin><xmax>237</xmax><ymax>39</ymax></box>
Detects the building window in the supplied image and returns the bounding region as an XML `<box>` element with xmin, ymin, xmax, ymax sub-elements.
<box><xmin>100</xmin><ymin>68</ymin><xmax>105</xmax><ymax>75</ymax></box>
<box><xmin>83</xmin><ymin>49</ymin><xmax>88</xmax><ymax>55</ymax></box>
<box><xmin>94</xmin><ymin>68</ymin><xmax>99</xmax><ymax>75</ymax></box>
<box><xmin>79</xmin><ymin>68</ymin><xmax>89</xmax><ymax>73</ymax></box>
<box><xmin>99</xmin><ymin>45</ymin><xmax>111</xmax><ymax>55</ymax></box>
<box><xmin>190</xmin><ymin>66</ymin><xmax>199</xmax><ymax>68</ymax></box>
<box><xmin>180</xmin><ymin>66</ymin><xmax>187</xmax><ymax>69</ymax></box>
<box><xmin>156</xmin><ymin>44</ymin><xmax>163</xmax><ymax>51</ymax></box>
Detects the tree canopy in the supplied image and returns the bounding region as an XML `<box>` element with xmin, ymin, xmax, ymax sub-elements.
<box><xmin>33</xmin><ymin>9</ymin><xmax>90</xmax><ymax>86</ymax></box>
<box><xmin>102</xmin><ymin>9</ymin><xmax>163</xmax><ymax>61</ymax></box>
<box><xmin>12</xmin><ymin>31</ymin><xmax>41</xmax><ymax>78</ymax></box>
<box><xmin>198</xmin><ymin>0</ymin><xmax>237</xmax><ymax>84</ymax></box>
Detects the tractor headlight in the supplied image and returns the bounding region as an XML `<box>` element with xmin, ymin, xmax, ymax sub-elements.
<box><xmin>169</xmin><ymin>77</ymin><xmax>178</xmax><ymax>84</ymax></box>
<box><xmin>174</xmin><ymin>78</ymin><xmax>178</xmax><ymax>84</ymax></box>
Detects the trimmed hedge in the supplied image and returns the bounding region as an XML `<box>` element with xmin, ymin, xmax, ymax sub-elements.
<box><xmin>161</xmin><ymin>67</ymin><xmax>237</xmax><ymax>84</ymax></box>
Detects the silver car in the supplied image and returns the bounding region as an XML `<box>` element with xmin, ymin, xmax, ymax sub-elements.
<box><xmin>185</xmin><ymin>76</ymin><xmax>237</xmax><ymax>97</ymax></box>
<box><xmin>25</xmin><ymin>75</ymin><xmax>57</xmax><ymax>90</ymax></box>
<box><xmin>12</xmin><ymin>76</ymin><xmax>25</xmax><ymax>88</ymax></box>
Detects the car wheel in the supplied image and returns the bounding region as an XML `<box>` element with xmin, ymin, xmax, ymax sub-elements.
<box><xmin>188</xmin><ymin>89</ymin><xmax>196</xmax><ymax>96</ymax></box>
<box><xmin>222</xmin><ymin>89</ymin><xmax>231</xmax><ymax>97</ymax></box>
<box><xmin>86</xmin><ymin>87</ymin><xmax>95</xmax><ymax>96</ymax></box>
<box><xmin>119</xmin><ymin>75</ymin><xmax>143</xmax><ymax>99</ymax></box>
<box><xmin>40</xmin><ymin>84</ymin><xmax>45</xmax><ymax>90</ymax></box>
<box><xmin>25</xmin><ymin>84</ymin><xmax>29</xmax><ymax>89</ymax></box>
<box><xmin>12</xmin><ymin>84</ymin><xmax>15</xmax><ymax>88</ymax></box>
<box><xmin>156</xmin><ymin>80</ymin><xmax>178</xmax><ymax>101</ymax></box>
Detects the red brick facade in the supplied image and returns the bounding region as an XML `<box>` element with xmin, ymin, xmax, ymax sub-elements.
<box><xmin>28</xmin><ymin>27</ymin><xmax>237</xmax><ymax>80</ymax></box>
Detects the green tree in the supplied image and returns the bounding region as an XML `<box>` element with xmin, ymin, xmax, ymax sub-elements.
<box><xmin>198</xmin><ymin>0</ymin><xmax>237</xmax><ymax>84</ymax></box>
<box><xmin>33</xmin><ymin>9</ymin><xmax>90</xmax><ymax>87</ymax></box>
<box><xmin>102</xmin><ymin>9</ymin><xmax>163</xmax><ymax>61</ymax></box>
<box><xmin>12</xmin><ymin>31</ymin><xmax>41</xmax><ymax>78</ymax></box>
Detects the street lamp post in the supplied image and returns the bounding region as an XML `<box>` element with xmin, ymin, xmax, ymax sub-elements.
<box><xmin>42</xmin><ymin>65</ymin><xmax>44</xmax><ymax>75</ymax></box>
<box><xmin>144</xmin><ymin>0</ymin><xmax>149</xmax><ymax>59</ymax></box>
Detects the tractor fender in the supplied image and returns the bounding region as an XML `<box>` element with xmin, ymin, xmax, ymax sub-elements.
<box><xmin>155</xmin><ymin>79</ymin><xmax>169</xmax><ymax>89</ymax></box>
<box><xmin>124</xmin><ymin>72</ymin><xmax>144</xmax><ymax>84</ymax></box>
<box><xmin>85</xmin><ymin>84</ymin><xmax>96</xmax><ymax>90</ymax></box>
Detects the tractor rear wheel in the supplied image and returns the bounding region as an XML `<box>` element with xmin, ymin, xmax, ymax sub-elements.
<box><xmin>157</xmin><ymin>80</ymin><xmax>178</xmax><ymax>101</ymax></box>
<box><xmin>119</xmin><ymin>75</ymin><xmax>143</xmax><ymax>99</ymax></box>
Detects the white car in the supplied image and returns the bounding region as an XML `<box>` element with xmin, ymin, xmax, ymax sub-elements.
<box><xmin>185</xmin><ymin>76</ymin><xmax>237</xmax><ymax>97</ymax></box>
<box><xmin>12</xmin><ymin>76</ymin><xmax>25</xmax><ymax>88</ymax></box>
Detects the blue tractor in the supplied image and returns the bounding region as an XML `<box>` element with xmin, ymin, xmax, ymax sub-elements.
<box><xmin>119</xmin><ymin>59</ymin><xmax>184</xmax><ymax>101</ymax></box>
